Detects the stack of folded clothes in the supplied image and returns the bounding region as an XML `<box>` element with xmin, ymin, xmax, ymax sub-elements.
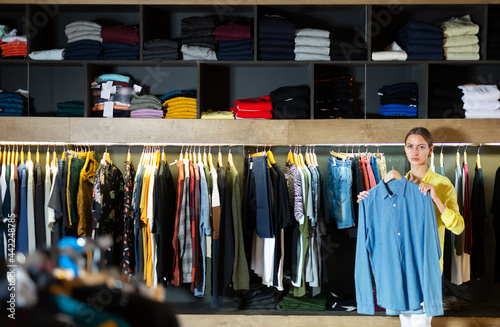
<box><xmin>28</xmin><ymin>49</ymin><xmax>65</xmax><ymax>60</ymax></box>
<box><xmin>396</xmin><ymin>21</ymin><xmax>444</xmax><ymax>61</ymax></box>
<box><xmin>0</xmin><ymin>90</ymin><xmax>28</xmax><ymax>116</ymax></box>
<box><xmin>314</xmin><ymin>76</ymin><xmax>359</xmax><ymax>118</ymax></box>
<box><xmin>258</xmin><ymin>15</ymin><xmax>295</xmax><ymax>61</ymax></box>
<box><xmin>371</xmin><ymin>41</ymin><xmax>407</xmax><ymax>61</ymax></box>
<box><xmin>130</xmin><ymin>94</ymin><xmax>164</xmax><ymax>118</ymax></box>
<box><xmin>0</xmin><ymin>29</ymin><xmax>27</xmax><ymax>58</ymax></box>
<box><xmin>458</xmin><ymin>84</ymin><xmax>500</xmax><ymax>118</ymax></box>
<box><xmin>441</xmin><ymin>15</ymin><xmax>480</xmax><ymax>61</ymax></box>
<box><xmin>230</xmin><ymin>95</ymin><xmax>273</xmax><ymax>119</ymax></box>
<box><xmin>143</xmin><ymin>39</ymin><xmax>180</xmax><ymax>61</ymax></box>
<box><xmin>428</xmin><ymin>84</ymin><xmax>465</xmax><ymax>118</ymax></box>
<box><xmin>214</xmin><ymin>18</ymin><xmax>254</xmax><ymax>61</ymax></box>
<box><xmin>101</xmin><ymin>25</ymin><xmax>139</xmax><ymax>60</ymax></box>
<box><xmin>181</xmin><ymin>16</ymin><xmax>217</xmax><ymax>60</ymax></box>
<box><xmin>234</xmin><ymin>286</ymin><xmax>284</xmax><ymax>310</ymax></box>
<box><xmin>64</xmin><ymin>21</ymin><xmax>102</xmax><ymax>60</ymax></box>
<box><xmin>161</xmin><ymin>90</ymin><xmax>197</xmax><ymax>119</ymax></box>
<box><xmin>488</xmin><ymin>21</ymin><xmax>500</xmax><ymax>59</ymax></box>
<box><xmin>294</xmin><ymin>28</ymin><xmax>330</xmax><ymax>61</ymax></box>
<box><xmin>91</xmin><ymin>73</ymin><xmax>137</xmax><ymax>118</ymax></box>
<box><xmin>55</xmin><ymin>101</ymin><xmax>84</xmax><ymax>117</ymax></box>
<box><xmin>378</xmin><ymin>82</ymin><xmax>418</xmax><ymax>117</ymax></box>
<box><xmin>276</xmin><ymin>291</ymin><xmax>328</xmax><ymax>311</ymax></box>
<box><xmin>331</xmin><ymin>38</ymin><xmax>367</xmax><ymax>61</ymax></box>
<box><xmin>200</xmin><ymin>109</ymin><xmax>235</xmax><ymax>119</ymax></box>
<box><xmin>269</xmin><ymin>85</ymin><xmax>309</xmax><ymax>118</ymax></box>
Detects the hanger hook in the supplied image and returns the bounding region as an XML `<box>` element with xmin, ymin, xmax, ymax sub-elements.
<box><xmin>478</xmin><ymin>143</ymin><xmax>482</xmax><ymax>154</ymax></box>
<box><xmin>441</xmin><ymin>144</ymin><xmax>443</xmax><ymax>154</ymax></box>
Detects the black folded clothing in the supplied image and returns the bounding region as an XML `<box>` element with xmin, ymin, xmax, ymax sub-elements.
<box><xmin>270</xmin><ymin>85</ymin><xmax>309</xmax><ymax>102</ymax></box>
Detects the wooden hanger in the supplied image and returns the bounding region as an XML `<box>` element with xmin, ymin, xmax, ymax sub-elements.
<box><xmin>7</xmin><ymin>145</ymin><xmax>11</xmax><ymax>166</ymax></box>
<box><xmin>51</xmin><ymin>145</ymin><xmax>57</xmax><ymax>167</ymax></box>
<box><xmin>19</xmin><ymin>144</ymin><xmax>24</xmax><ymax>164</ymax></box>
<box><xmin>14</xmin><ymin>144</ymin><xmax>19</xmax><ymax>165</ymax></box>
<box><xmin>198</xmin><ymin>146</ymin><xmax>202</xmax><ymax>163</ymax></box>
<box><xmin>287</xmin><ymin>146</ymin><xmax>295</xmax><ymax>165</ymax></box>
<box><xmin>127</xmin><ymin>146</ymin><xmax>132</xmax><ymax>163</ymax></box>
<box><xmin>476</xmin><ymin>144</ymin><xmax>481</xmax><ymax>169</ymax></box>
<box><xmin>82</xmin><ymin>148</ymin><xmax>91</xmax><ymax>171</ymax></box>
<box><xmin>227</xmin><ymin>147</ymin><xmax>234</xmax><ymax>167</ymax></box>
<box><xmin>463</xmin><ymin>145</ymin><xmax>468</xmax><ymax>165</ymax></box>
<box><xmin>35</xmin><ymin>144</ymin><xmax>40</xmax><ymax>163</ymax></box>
<box><xmin>155</xmin><ymin>148</ymin><xmax>161</xmax><ymax>168</ymax></box>
<box><xmin>455</xmin><ymin>147</ymin><xmax>460</xmax><ymax>168</ymax></box>
<box><xmin>179</xmin><ymin>145</ymin><xmax>184</xmax><ymax>161</ymax></box>
<box><xmin>266</xmin><ymin>146</ymin><xmax>276</xmax><ymax>165</ymax></box>
<box><xmin>103</xmin><ymin>146</ymin><xmax>111</xmax><ymax>164</ymax></box>
<box><xmin>383</xmin><ymin>169</ymin><xmax>402</xmax><ymax>183</ymax></box>
<box><xmin>440</xmin><ymin>146</ymin><xmax>444</xmax><ymax>168</ymax></box>
<box><xmin>312</xmin><ymin>146</ymin><xmax>319</xmax><ymax>167</ymax></box>
<box><xmin>430</xmin><ymin>151</ymin><xmax>435</xmax><ymax>168</ymax></box>
<box><xmin>218</xmin><ymin>146</ymin><xmax>223</xmax><ymax>168</ymax></box>
<box><xmin>330</xmin><ymin>150</ymin><xmax>348</xmax><ymax>160</ymax></box>
<box><xmin>208</xmin><ymin>146</ymin><xmax>214</xmax><ymax>171</ymax></box>
<box><xmin>305</xmin><ymin>146</ymin><xmax>312</xmax><ymax>166</ymax></box>
<box><xmin>2</xmin><ymin>146</ymin><xmax>6</xmax><ymax>166</ymax></box>
<box><xmin>203</xmin><ymin>147</ymin><xmax>208</xmax><ymax>166</ymax></box>
<box><xmin>162</xmin><ymin>146</ymin><xmax>166</xmax><ymax>163</ymax></box>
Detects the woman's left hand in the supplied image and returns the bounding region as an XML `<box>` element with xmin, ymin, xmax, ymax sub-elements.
<box><xmin>419</xmin><ymin>182</ymin><xmax>437</xmax><ymax>201</ymax></box>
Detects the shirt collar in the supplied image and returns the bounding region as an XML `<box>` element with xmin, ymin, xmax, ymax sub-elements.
<box><xmin>381</xmin><ymin>178</ymin><xmax>408</xmax><ymax>200</ymax></box>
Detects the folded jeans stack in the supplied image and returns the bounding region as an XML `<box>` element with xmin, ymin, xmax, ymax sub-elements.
<box><xmin>56</xmin><ymin>101</ymin><xmax>84</xmax><ymax>117</ymax></box>
<box><xmin>441</xmin><ymin>15</ymin><xmax>480</xmax><ymax>61</ymax></box>
<box><xmin>143</xmin><ymin>39</ymin><xmax>180</xmax><ymax>61</ymax></box>
<box><xmin>91</xmin><ymin>73</ymin><xmax>138</xmax><ymax>118</ymax></box>
<box><xmin>101</xmin><ymin>25</ymin><xmax>140</xmax><ymax>60</ymax></box>
<box><xmin>181</xmin><ymin>16</ymin><xmax>217</xmax><ymax>60</ymax></box>
<box><xmin>458</xmin><ymin>84</ymin><xmax>500</xmax><ymax>118</ymax></box>
<box><xmin>1</xmin><ymin>29</ymin><xmax>27</xmax><ymax>58</ymax></box>
<box><xmin>315</xmin><ymin>76</ymin><xmax>359</xmax><ymax>118</ymax></box>
<box><xmin>487</xmin><ymin>21</ymin><xmax>500</xmax><ymax>59</ymax></box>
<box><xmin>65</xmin><ymin>21</ymin><xmax>102</xmax><ymax>60</ymax></box>
<box><xmin>0</xmin><ymin>90</ymin><xmax>28</xmax><ymax>116</ymax></box>
<box><xmin>161</xmin><ymin>90</ymin><xmax>197</xmax><ymax>119</ymax></box>
<box><xmin>378</xmin><ymin>82</ymin><xmax>418</xmax><ymax>117</ymax></box>
<box><xmin>428</xmin><ymin>84</ymin><xmax>465</xmax><ymax>118</ymax></box>
<box><xmin>130</xmin><ymin>94</ymin><xmax>164</xmax><ymax>118</ymax></box>
<box><xmin>258</xmin><ymin>15</ymin><xmax>295</xmax><ymax>61</ymax></box>
<box><xmin>230</xmin><ymin>95</ymin><xmax>273</xmax><ymax>119</ymax></box>
<box><xmin>214</xmin><ymin>18</ymin><xmax>254</xmax><ymax>61</ymax></box>
<box><xmin>396</xmin><ymin>21</ymin><xmax>444</xmax><ymax>61</ymax></box>
<box><xmin>269</xmin><ymin>85</ymin><xmax>309</xmax><ymax>118</ymax></box>
<box><xmin>294</xmin><ymin>28</ymin><xmax>330</xmax><ymax>61</ymax></box>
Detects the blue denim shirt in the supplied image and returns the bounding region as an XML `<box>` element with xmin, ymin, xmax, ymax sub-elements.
<box><xmin>355</xmin><ymin>178</ymin><xmax>443</xmax><ymax>317</ymax></box>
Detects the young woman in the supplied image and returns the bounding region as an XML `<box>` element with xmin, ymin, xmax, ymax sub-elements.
<box><xmin>358</xmin><ymin>127</ymin><xmax>465</xmax><ymax>326</ymax></box>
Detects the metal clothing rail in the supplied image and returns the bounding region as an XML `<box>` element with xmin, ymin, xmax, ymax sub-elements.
<box><xmin>2</xmin><ymin>141</ymin><xmax>500</xmax><ymax>147</ymax></box>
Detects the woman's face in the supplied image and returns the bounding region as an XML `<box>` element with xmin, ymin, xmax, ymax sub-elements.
<box><xmin>405</xmin><ymin>134</ymin><xmax>433</xmax><ymax>166</ymax></box>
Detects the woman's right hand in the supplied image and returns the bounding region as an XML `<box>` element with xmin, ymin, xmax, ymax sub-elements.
<box><xmin>357</xmin><ymin>191</ymin><xmax>369</xmax><ymax>203</ymax></box>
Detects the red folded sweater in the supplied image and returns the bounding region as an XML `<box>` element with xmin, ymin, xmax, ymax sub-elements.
<box><xmin>234</xmin><ymin>95</ymin><xmax>272</xmax><ymax>111</ymax></box>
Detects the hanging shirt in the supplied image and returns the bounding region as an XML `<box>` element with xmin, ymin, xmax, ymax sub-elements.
<box><xmin>470</xmin><ymin>167</ymin><xmax>487</xmax><ymax>279</ymax></box>
<box><xmin>16</xmin><ymin>163</ymin><xmax>28</xmax><ymax>254</ymax></box>
<box><xmin>172</xmin><ymin>160</ymin><xmax>185</xmax><ymax>286</ymax></box>
<box><xmin>122</xmin><ymin>160</ymin><xmax>136</xmax><ymax>277</ymax></box>
<box><xmin>25</xmin><ymin>160</ymin><xmax>35</xmax><ymax>254</ymax></box>
<box><xmin>44</xmin><ymin>162</ymin><xmax>52</xmax><ymax>247</ymax></box>
<box><xmin>355</xmin><ymin>178</ymin><xmax>443</xmax><ymax>317</ymax></box>
<box><xmin>34</xmin><ymin>162</ymin><xmax>45</xmax><ymax>248</ymax></box>
<box><xmin>77</xmin><ymin>152</ymin><xmax>99</xmax><ymax>237</ymax></box>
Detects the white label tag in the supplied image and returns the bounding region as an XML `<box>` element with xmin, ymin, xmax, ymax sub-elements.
<box><xmin>249</xmin><ymin>162</ymin><xmax>253</xmax><ymax>170</ymax></box>
<box><xmin>103</xmin><ymin>101</ymin><xmax>114</xmax><ymax>118</ymax></box>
